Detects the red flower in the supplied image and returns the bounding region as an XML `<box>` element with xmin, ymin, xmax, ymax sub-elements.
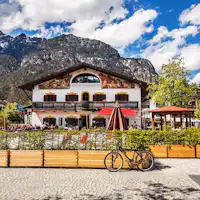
<box><xmin>80</xmin><ymin>135</ymin><xmax>88</xmax><ymax>144</ymax></box>
<box><xmin>65</xmin><ymin>135</ymin><xmax>71</xmax><ymax>140</ymax></box>
<box><xmin>108</xmin><ymin>134</ymin><xmax>112</xmax><ymax>140</ymax></box>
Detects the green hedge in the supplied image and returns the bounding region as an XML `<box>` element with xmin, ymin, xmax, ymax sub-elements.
<box><xmin>0</xmin><ymin>128</ymin><xmax>200</xmax><ymax>150</ymax></box>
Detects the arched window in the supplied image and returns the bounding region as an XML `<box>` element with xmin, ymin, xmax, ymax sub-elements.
<box><xmin>72</xmin><ymin>73</ymin><xmax>100</xmax><ymax>83</ymax></box>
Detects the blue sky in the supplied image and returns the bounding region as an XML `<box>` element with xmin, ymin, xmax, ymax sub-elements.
<box><xmin>0</xmin><ymin>0</ymin><xmax>200</xmax><ymax>81</ymax></box>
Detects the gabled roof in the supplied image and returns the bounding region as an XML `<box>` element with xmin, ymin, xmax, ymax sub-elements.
<box><xmin>149</xmin><ymin>106</ymin><xmax>194</xmax><ymax>113</ymax></box>
<box><xmin>18</xmin><ymin>63</ymin><xmax>147</xmax><ymax>91</ymax></box>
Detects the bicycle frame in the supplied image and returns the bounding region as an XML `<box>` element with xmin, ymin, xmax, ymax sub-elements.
<box><xmin>114</xmin><ymin>149</ymin><xmax>140</xmax><ymax>166</ymax></box>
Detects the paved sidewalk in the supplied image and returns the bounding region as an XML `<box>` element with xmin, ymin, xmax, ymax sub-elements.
<box><xmin>0</xmin><ymin>159</ymin><xmax>200</xmax><ymax>200</ymax></box>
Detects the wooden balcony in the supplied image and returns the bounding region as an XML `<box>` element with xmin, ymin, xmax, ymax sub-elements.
<box><xmin>32</xmin><ymin>101</ymin><xmax>138</xmax><ymax>111</ymax></box>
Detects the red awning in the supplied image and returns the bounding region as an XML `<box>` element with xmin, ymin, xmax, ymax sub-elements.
<box><xmin>98</xmin><ymin>107</ymin><xmax>137</xmax><ymax>116</ymax></box>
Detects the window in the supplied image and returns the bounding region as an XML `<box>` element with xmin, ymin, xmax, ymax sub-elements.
<box><xmin>115</xmin><ymin>94</ymin><xmax>129</xmax><ymax>101</ymax></box>
<box><xmin>66</xmin><ymin>95</ymin><xmax>78</xmax><ymax>102</ymax></box>
<box><xmin>44</xmin><ymin>95</ymin><xmax>56</xmax><ymax>101</ymax></box>
<box><xmin>65</xmin><ymin>117</ymin><xmax>78</xmax><ymax>127</ymax></box>
<box><xmin>72</xmin><ymin>74</ymin><xmax>100</xmax><ymax>83</ymax></box>
<box><xmin>43</xmin><ymin>117</ymin><xmax>56</xmax><ymax>126</ymax></box>
<box><xmin>93</xmin><ymin>94</ymin><xmax>106</xmax><ymax>101</ymax></box>
<box><xmin>92</xmin><ymin>117</ymin><xmax>106</xmax><ymax>128</ymax></box>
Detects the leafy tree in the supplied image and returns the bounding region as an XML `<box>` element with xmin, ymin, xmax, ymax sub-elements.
<box><xmin>195</xmin><ymin>101</ymin><xmax>200</xmax><ymax>120</ymax></box>
<box><xmin>0</xmin><ymin>103</ymin><xmax>17</xmax><ymax>129</ymax></box>
<box><xmin>8</xmin><ymin>112</ymin><xmax>22</xmax><ymax>124</ymax></box>
<box><xmin>148</xmin><ymin>58</ymin><xmax>197</xmax><ymax>107</ymax></box>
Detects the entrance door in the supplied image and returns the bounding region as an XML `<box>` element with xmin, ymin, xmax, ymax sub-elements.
<box><xmin>82</xmin><ymin>92</ymin><xmax>89</xmax><ymax>101</ymax></box>
<box><xmin>82</xmin><ymin>92</ymin><xmax>90</xmax><ymax>110</ymax></box>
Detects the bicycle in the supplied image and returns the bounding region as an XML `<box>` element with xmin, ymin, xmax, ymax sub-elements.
<box><xmin>104</xmin><ymin>146</ymin><xmax>154</xmax><ymax>172</ymax></box>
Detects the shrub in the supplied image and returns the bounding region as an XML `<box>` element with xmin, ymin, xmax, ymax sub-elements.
<box><xmin>0</xmin><ymin>128</ymin><xmax>200</xmax><ymax>150</ymax></box>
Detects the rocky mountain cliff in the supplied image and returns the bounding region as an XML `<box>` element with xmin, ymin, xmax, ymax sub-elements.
<box><xmin>0</xmin><ymin>31</ymin><xmax>156</xmax><ymax>103</ymax></box>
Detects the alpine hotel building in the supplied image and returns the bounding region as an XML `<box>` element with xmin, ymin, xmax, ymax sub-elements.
<box><xmin>19</xmin><ymin>64</ymin><xmax>145</xmax><ymax>129</ymax></box>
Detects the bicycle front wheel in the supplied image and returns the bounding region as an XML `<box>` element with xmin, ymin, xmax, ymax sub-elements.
<box><xmin>136</xmin><ymin>151</ymin><xmax>154</xmax><ymax>171</ymax></box>
<box><xmin>104</xmin><ymin>152</ymin><xmax>124</xmax><ymax>172</ymax></box>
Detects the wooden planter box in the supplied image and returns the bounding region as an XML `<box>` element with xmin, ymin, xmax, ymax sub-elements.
<box><xmin>44</xmin><ymin>150</ymin><xmax>78</xmax><ymax>167</ymax></box>
<box><xmin>168</xmin><ymin>145</ymin><xmax>195</xmax><ymax>158</ymax></box>
<box><xmin>0</xmin><ymin>150</ymin><xmax>8</xmax><ymax>167</ymax></box>
<box><xmin>149</xmin><ymin>145</ymin><xmax>167</xmax><ymax>158</ymax></box>
<box><xmin>196</xmin><ymin>145</ymin><xmax>200</xmax><ymax>158</ymax></box>
<box><xmin>78</xmin><ymin>150</ymin><xmax>110</xmax><ymax>168</ymax></box>
<box><xmin>10</xmin><ymin>150</ymin><xmax>43</xmax><ymax>167</ymax></box>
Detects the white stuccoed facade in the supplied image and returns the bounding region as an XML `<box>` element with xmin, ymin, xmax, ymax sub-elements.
<box><xmin>31</xmin><ymin>68</ymin><xmax>142</xmax><ymax>128</ymax></box>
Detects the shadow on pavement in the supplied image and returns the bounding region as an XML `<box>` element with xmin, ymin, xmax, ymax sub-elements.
<box><xmin>76</xmin><ymin>182</ymin><xmax>200</xmax><ymax>200</ymax></box>
<box><xmin>124</xmin><ymin>182</ymin><xmax>200</xmax><ymax>200</ymax></box>
<box><xmin>153</xmin><ymin>160</ymin><xmax>171</xmax><ymax>171</ymax></box>
<box><xmin>32</xmin><ymin>178</ymin><xmax>200</xmax><ymax>200</ymax></box>
<box><xmin>189</xmin><ymin>175</ymin><xmax>200</xmax><ymax>186</ymax></box>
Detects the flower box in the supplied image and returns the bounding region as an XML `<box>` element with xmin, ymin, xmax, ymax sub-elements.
<box><xmin>0</xmin><ymin>150</ymin><xmax>8</xmax><ymax>167</ymax></box>
<box><xmin>168</xmin><ymin>145</ymin><xmax>195</xmax><ymax>158</ymax></box>
<box><xmin>78</xmin><ymin>150</ymin><xmax>109</xmax><ymax>168</ymax></box>
<box><xmin>196</xmin><ymin>145</ymin><xmax>200</xmax><ymax>158</ymax></box>
<box><xmin>10</xmin><ymin>150</ymin><xmax>43</xmax><ymax>167</ymax></box>
<box><xmin>44</xmin><ymin>150</ymin><xmax>78</xmax><ymax>167</ymax></box>
<box><xmin>149</xmin><ymin>145</ymin><xmax>167</xmax><ymax>158</ymax></box>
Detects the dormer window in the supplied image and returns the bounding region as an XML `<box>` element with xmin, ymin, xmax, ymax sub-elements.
<box><xmin>72</xmin><ymin>73</ymin><xmax>100</xmax><ymax>83</ymax></box>
<box><xmin>44</xmin><ymin>93</ymin><xmax>57</xmax><ymax>101</ymax></box>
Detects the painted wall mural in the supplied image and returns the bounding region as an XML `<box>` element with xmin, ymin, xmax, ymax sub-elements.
<box><xmin>38</xmin><ymin>70</ymin><xmax>135</xmax><ymax>89</ymax></box>
<box><xmin>99</xmin><ymin>73</ymin><xmax>135</xmax><ymax>88</ymax></box>
<box><xmin>39</xmin><ymin>74</ymin><xmax>72</xmax><ymax>89</ymax></box>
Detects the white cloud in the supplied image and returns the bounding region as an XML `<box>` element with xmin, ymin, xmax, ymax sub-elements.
<box><xmin>0</xmin><ymin>0</ymin><xmax>127</xmax><ymax>32</ymax></box>
<box><xmin>0</xmin><ymin>2</ymin><xmax>19</xmax><ymax>17</ymax></box>
<box><xmin>69</xmin><ymin>8</ymin><xmax>157</xmax><ymax>48</ymax></box>
<box><xmin>181</xmin><ymin>44</ymin><xmax>200</xmax><ymax>70</ymax></box>
<box><xmin>180</xmin><ymin>3</ymin><xmax>200</xmax><ymax>25</ymax></box>
<box><xmin>192</xmin><ymin>72</ymin><xmax>200</xmax><ymax>84</ymax></box>
<box><xmin>0</xmin><ymin>0</ymin><xmax>158</xmax><ymax>49</ymax></box>
<box><xmin>141</xmin><ymin>25</ymin><xmax>199</xmax><ymax>71</ymax></box>
<box><xmin>148</xmin><ymin>26</ymin><xmax>168</xmax><ymax>44</ymax></box>
<box><xmin>91</xmin><ymin>9</ymin><xmax>157</xmax><ymax>48</ymax></box>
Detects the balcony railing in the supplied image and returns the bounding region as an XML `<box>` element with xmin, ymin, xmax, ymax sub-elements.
<box><xmin>33</xmin><ymin>101</ymin><xmax>138</xmax><ymax>111</ymax></box>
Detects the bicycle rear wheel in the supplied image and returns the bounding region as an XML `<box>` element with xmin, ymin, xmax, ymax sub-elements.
<box><xmin>136</xmin><ymin>151</ymin><xmax>154</xmax><ymax>171</ymax></box>
<box><xmin>104</xmin><ymin>152</ymin><xmax>124</xmax><ymax>172</ymax></box>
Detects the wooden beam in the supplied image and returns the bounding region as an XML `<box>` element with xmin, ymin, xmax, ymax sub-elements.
<box><xmin>164</xmin><ymin>113</ymin><xmax>167</xmax><ymax>131</ymax></box>
<box><xmin>180</xmin><ymin>112</ymin><xmax>183</xmax><ymax>130</ymax></box>
<box><xmin>160</xmin><ymin>115</ymin><xmax>163</xmax><ymax>131</ymax></box>
<box><xmin>189</xmin><ymin>114</ymin><xmax>192</xmax><ymax>127</ymax></box>
<box><xmin>186</xmin><ymin>114</ymin><xmax>188</xmax><ymax>128</ymax></box>
<box><xmin>173</xmin><ymin>115</ymin><xmax>176</xmax><ymax>129</ymax></box>
<box><xmin>152</xmin><ymin>113</ymin><xmax>155</xmax><ymax>130</ymax></box>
